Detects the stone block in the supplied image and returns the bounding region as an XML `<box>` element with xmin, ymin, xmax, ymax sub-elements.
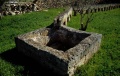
<box><xmin>15</xmin><ymin>26</ymin><xmax>102</xmax><ymax>76</ymax></box>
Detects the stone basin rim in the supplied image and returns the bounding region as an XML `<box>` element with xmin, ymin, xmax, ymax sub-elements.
<box><xmin>15</xmin><ymin>26</ymin><xmax>102</xmax><ymax>62</ymax></box>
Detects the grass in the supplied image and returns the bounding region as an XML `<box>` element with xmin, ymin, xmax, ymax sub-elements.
<box><xmin>68</xmin><ymin>9</ymin><xmax>120</xmax><ymax>76</ymax></box>
<box><xmin>0</xmin><ymin>8</ymin><xmax>63</xmax><ymax>53</ymax></box>
<box><xmin>0</xmin><ymin>7</ymin><xmax>120</xmax><ymax>76</ymax></box>
<box><xmin>0</xmin><ymin>8</ymin><xmax>64</xmax><ymax>76</ymax></box>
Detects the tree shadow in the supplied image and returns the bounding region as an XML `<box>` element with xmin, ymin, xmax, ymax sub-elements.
<box><xmin>0</xmin><ymin>47</ymin><xmax>61</xmax><ymax>76</ymax></box>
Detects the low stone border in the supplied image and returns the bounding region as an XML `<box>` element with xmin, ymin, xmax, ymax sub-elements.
<box><xmin>54</xmin><ymin>7</ymin><xmax>73</xmax><ymax>26</ymax></box>
<box><xmin>73</xmin><ymin>4</ymin><xmax>120</xmax><ymax>14</ymax></box>
<box><xmin>1</xmin><ymin>3</ymin><xmax>40</xmax><ymax>16</ymax></box>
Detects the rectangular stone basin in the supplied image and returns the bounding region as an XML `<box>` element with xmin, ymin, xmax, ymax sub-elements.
<box><xmin>15</xmin><ymin>26</ymin><xmax>102</xmax><ymax>76</ymax></box>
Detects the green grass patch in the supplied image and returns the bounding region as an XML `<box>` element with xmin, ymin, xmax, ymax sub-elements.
<box><xmin>0</xmin><ymin>8</ymin><xmax>120</xmax><ymax>76</ymax></box>
<box><xmin>0</xmin><ymin>8</ymin><xmax>63</xmax><ymax>53</ymax></box>
<box><xmin>0</xmin><ymin>8</ymin><xmax>64</xmax><ymax>76</ymax></box>
<box><xmin>70</xmin><ymin>9</ymin><xmax>120</xmax><ymax>76</ymax></box>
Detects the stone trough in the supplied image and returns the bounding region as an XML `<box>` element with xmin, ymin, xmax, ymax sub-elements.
<box><xmin>15</xmin><ymin>25</ymin><xmax>102</xmax><ymax>76</ymax></box>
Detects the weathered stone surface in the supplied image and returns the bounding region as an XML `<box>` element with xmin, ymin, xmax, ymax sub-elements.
<box><xmin>54</xmin><ymin>7</ymin><xmax>73</xmax><ymax>26</ymax></box>
<box><xmin>73</xmin><ymin>4</ymin><xmax>120</xmax><ymax>14</ymax></box>
<box><xmin>15</xmin><ymin>25</ymin><xmax>102</xmax><ymax>76</ymax></box>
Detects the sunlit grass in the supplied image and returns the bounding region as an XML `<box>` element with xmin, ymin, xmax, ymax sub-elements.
<box><xmin>71</xmin><ymin>8</ymin><xmax>120</xmax><ymax>76</ymax></box>
<box><xmin>0</xmin><ymin>8</ymin><xmax>64</xmax><ymax>76</ymax></box>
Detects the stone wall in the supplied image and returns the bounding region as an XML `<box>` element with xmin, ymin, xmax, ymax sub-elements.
<box><xmin>15</xmin><ymin>25</ymin><xmax>102</xmax><ymax>76</ymax></box>
<box><xmin>0</xmin><ymin>0</ymin><xmax>73</xmax><ymax>16</ymax></box>
<box><xmin>73</xmin><ymin>4</ymin><xmax>120</xmax><ymax>14</ymax></box>
<box><xmin>1</xmin><ymin>2</ymin><xmax>40</xmax><ymax>16</ymax></box>
<box><xmin>54</xmin><ymin>7</ymin><xmax>73</xmax><ymax>26</ymax></box>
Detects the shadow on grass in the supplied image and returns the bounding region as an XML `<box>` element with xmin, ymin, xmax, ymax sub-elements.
<box><xmin>0</xmin><ymin>47</ymin><xmax>61</xmax><ymax>76</ymax></box>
